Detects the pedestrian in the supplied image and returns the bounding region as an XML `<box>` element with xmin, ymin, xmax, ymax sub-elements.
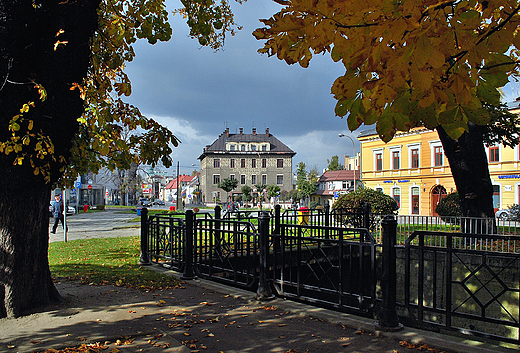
<box><xmin>51</xmin><ymin>194</ymin><xmax>67</xmax><ymax>234</ymax></box>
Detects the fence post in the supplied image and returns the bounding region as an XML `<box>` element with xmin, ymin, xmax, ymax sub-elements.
<box><xmin>214</xmin><ymin>205</ymin><xmax>222</xmax><ymax>255</ymax></box>
<box><xmin>257</xmin><ymin>211</ymin><xmax>274</xmax><ymax>300</ymax></box>
<box><xmin>139</xmin><ymin>208</ymin><xmax>150</xmax><ymax>265</ymax></box>
<box><xmin>182</xmin><ymin>209</ymin><xmax>197</xmax><ymax>280</ymax></box>
<box><xmin>324</xmin><ymin>203</ymin><xmax>330</xmax><ymax>239</ymax></box>
<box><xmin>274</xmin><ymin>205</ymin><xmax>281</xmax><ymax>251</ymax></box>
<box><xmin>376</xmin><ymin>215</ymin><xmax>403</xmax><ymax>331</ymax></box>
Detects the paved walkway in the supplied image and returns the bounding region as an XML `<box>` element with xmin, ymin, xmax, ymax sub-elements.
<box><xmin>0</xmin><ymin>211</ymin><xmax>516</xmax><ymax>353</ymax></box>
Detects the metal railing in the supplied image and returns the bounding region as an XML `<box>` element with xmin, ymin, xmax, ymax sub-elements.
<box><xmin>401</xmin><ymin>230</ymin><xmax>520</xmax><ymax>344</ymax></box>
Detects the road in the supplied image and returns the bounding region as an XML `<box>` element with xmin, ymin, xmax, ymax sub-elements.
<box><xmin>48</xmin><ymin>208</ymin><xmax>140</xmax><ymax>243</ymax></box>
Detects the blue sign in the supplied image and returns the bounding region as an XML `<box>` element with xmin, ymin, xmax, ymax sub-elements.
<box><xmin>334</xmin><ymin>191</ymin><xmax>339</xmax><ymax>198</ymax></box>
<box><xmin>75</xmin><ymin>181</ymin><xmax>82</xmax><ymax>188</ymax></box>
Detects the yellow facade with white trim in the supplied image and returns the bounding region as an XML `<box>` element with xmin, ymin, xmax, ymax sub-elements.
<box><xmin>358</xmin><ymin>127</ymin><xmax>520</xmax><ymax>216</ymax></box>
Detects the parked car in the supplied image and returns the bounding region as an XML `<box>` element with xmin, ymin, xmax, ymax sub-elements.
<box><xmin>139</xmin><ymin>198</ymin><xmax>152</xmax><ymax>207</ymax></box>
<box><xmin>153</xmin><ymin>199</ymin><xmax>165</xmax><ymax>206</ymax></box>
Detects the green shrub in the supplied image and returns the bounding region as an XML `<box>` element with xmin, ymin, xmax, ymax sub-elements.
<box><xmin>96</xmin><ymin>204</ymin><xmax>105</xmax><ymax>211</ymax></box>
<box><xmin>309</xmin><ymin>201</ymin><xmax>319</xmax><ymax>209</ymax></box>
<box><xmin>332</xmin><ymin>188</ymin><xmax>398</xmax><ymax>215</ymax></box>
<box><xmin>435</xmin><ymin>192</ymin><xmax>461</xmax><ymax>222</ymax></box>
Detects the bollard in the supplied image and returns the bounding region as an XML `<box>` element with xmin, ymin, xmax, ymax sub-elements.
<box><xmin>139</xmin><ymin>208</ymin><xmax>150</xmax><ymax>265</ymax></box>
<box><xmin>256</xmin><ymin>211</ymin><xmax>274</xmax><ymax>300</ymax></box>
<box><xmin>376</xmin><ymin>215</ymin><xmax>403</xmax><ymax>331</ymax></box>
<box><xmin>182</xmin><ymin>209</ymin><xmax>197</xmax><ymax>280</ymax></box>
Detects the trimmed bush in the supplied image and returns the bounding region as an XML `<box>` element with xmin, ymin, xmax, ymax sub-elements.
<box><xmin>435</xmin><ymin>192</ymin><xmax>461</xmax><ymax>223</ymax></box>
<box><xmin>96</xmin><ymin>204</ymin><xmax>105</xmax><ymax>211</ymax></box>
<box><xmin>332</xmin><ymin>188</ymin><xmax>398</xmax><ymax>215</ymax></box>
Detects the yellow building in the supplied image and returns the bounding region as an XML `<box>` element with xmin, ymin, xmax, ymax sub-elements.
<box><xmin>358</xmin><ymin>127</ymin><xmax>520</xmax><ymax>216</ymax></box>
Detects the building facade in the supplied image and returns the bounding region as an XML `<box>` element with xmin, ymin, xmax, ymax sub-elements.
<box><xmin>313</xmin><ymin>170</ymin><xmax>360</xmax><ymax>207</ymax></box>
<box><xmin>359</xmin><ymin>127</ymin><xmax>520</xmax><ymax>216</ymax></box>
<box><xmin>198</xmin><ymin>127</ymin><xmax>296</xmax><ymax>203</ymax></box>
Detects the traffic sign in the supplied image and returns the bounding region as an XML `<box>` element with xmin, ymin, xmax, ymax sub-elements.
<box><xmin>87</xmin><ymin>184</ymin><xmax>92</xmax><ymax>190</ymax></box>
<box><xmin>75</xmin><ymin>181</ymin><xmax>81</xmax><ymax>188</ymax></box>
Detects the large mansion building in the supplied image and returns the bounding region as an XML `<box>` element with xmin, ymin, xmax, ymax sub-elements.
<box><xmin>198</xmin><ymin>127</ymin><xmax>295</xmax><ymax>203</ymax></box>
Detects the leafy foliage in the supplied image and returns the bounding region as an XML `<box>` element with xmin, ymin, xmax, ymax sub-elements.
<box><xmin>254</xmin><ymin>1</ymin><xmax>520</xmax><ymax>142</ymax></box>
<box><xmin>219</xmin><ymin>177</ymin><xmax>238</xmax><ymax>193</ymax></box>
<box><xmin>435</xmin><ymin>192</ymin><xmax>462</xmax><ymax>219</ymax></box>
<box><xmin>326</xmin><ymin>155</ymin><xmax>343</xmax><ymax>171</ymax></box>
<box><xmin>332</xmin><ymin>188</ymin><xmax>398</xmax><ymax>215</ymax></box>
<box><xmin>266</xmin><ymin>184</ymin><xmax>280</xmax><ymax>198</ymax></box>
<box><xmin>241</xmin><ymin>185</ymin><xmax>252</xmax><ymax>201</ymax></box>
<box><xmin>2</xmin><ymin>0</ymin><xmax>244</xmax><ymax>186</ymax></box>
<box><xmin>295</xmin><ymin>161</ymin><xmax>317</xmax><ymax>202</ymax></box>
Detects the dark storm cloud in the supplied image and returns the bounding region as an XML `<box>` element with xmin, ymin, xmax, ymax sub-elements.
<box><xmin>124</xmin><ymin>0</ymin><xmax>360</xmax><ymax>171</ymax></box>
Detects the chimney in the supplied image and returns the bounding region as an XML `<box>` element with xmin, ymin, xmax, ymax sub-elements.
<box><xmin>226</xmin><ymin>127</ymin><xmax>229</xmax><ymax>137</ymax></box>
<box><xmin>265</xmin><ymin>127</ymin><xmax>269</xmax><ymax>135</ymax></box>
<box><xmin>252</xmin><ymin>128</ymin><xmax>256</xmax><ymax>135</ymax></box>
<box><xmin>239</xmin><ymin>127</ymin><xmax>243</xmax><ymax>135</ymax></box>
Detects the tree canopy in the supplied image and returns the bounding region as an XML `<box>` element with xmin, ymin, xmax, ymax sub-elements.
<box><xmin>254</xmin><ymin>1</ymin><xmax>520</xmax><ymax>142</ymax></box>
<box><xmin>2</xmin><ymin>0</ymin><xmax>243</xmax><ymax>186</ymax></box>
<box><xmin>326</xmin><ymin>155</ymin><xmax>343</xmax><ymax>171</ymax></box>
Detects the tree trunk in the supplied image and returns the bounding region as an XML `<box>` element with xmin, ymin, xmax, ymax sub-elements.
<box><xmin>436</xmin><ymin>124</ymin><xmax>496</xmax><ymax>220</ymax></box>
<box><xmin>0</xmin><ymin>163</ymin><xmax>60</xmax><ymax>318</ymax></box>
<box><xmin>0</xmin><ymin>0</ymin><xmax>100</xmax><ymax>318</ymax></box>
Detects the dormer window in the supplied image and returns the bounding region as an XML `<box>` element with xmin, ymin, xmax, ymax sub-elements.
<box><xmin>241</xmin><ymin>145</ymin><xmax>246</xmax><ymax>151</ymax></box>
<box><xmin>251</xmin><ymin>145</ymin><xmax>257</xmax><ymax>151</ymax></box>
<box><xmin>230</xmin><ymin>145</ymin><xmax>235</xmax><ymax>151</ymax></box>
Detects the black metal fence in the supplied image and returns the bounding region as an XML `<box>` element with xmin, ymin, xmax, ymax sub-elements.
<box><xmin>140</xmin><ymin>206</ymin><xmax>520</xmax><ymax>345</ymax></box>
<box><xmin>400</xmin><ymin>230</ymin><xmax>520</xmax><ymax>344</ymax></box>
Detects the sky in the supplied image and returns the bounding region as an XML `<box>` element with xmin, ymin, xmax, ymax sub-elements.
<box><xmin>124</xmin><ymin>0</ymin><xmax>520</xmax><ymax>176</ymax></box>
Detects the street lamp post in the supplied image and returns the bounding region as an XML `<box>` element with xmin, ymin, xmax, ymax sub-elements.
<box><xmin>338</xmin><ymin>133</ymin><xmax>357</xmax><ymax>192</ymax></box>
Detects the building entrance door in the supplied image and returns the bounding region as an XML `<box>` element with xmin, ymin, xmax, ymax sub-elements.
<box><xmin>431</xmin><ymin>185</ymin><xmax>447</xmax><ymax>216</ymax></box>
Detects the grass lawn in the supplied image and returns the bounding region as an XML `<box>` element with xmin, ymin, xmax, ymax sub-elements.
<box><xmin>49</xmin><ymin>236</ymin><xmax>182</xmax><ymax>290</ymax></box>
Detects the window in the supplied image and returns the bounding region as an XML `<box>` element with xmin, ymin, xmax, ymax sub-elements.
<box><xmin>262</xmin><ymin>145</ymin><xmax>267</xmax><ymax>151</ymax></box>
<box><xmin>261</xmin><ymin>174</ymin><xmax>267</xmax><ymax>185</ymax></box>
<box><xmin>241</xmin><ymin>158</ymin><xmax>246</xmax><ymax>168</ymax></box>
<box><xmin>429</xmin><ymin>141</ymin><xmax>444</xmax><ymax>167</ymax></box>
<box><xmin>392</xmin><ymin>151</ymin><xmax>400</xmax><ymax>169</ymax></box>
<box><xmin>251</xmin><ymin>174</ymin><xmax>257</xmax><ymax>185</ymax></box>
<box><xmin>241</xmin><ymin>145</ymin><xmax>246</xmax><ymax>151</ymax></box>
<box><xmin>241</xmin><ymin>174</ymin><xmax>246</xmax><ymax>184</ymax></box>
<box><xmin>411</xmin><ymin>149</ymin><xmax>419</xmax><ymax>168</ymax></box>
<box><xmin>375</xmin><ymin>187</ymin><xmax>383</xmax><ymax>193</ymax></box>
<box><xmin>213</xmin><ymin>158</ymin><xmax>220</xmax><ymax>168</ymax></box>
<box><xmin>489</xmin><ymin>146</ymin><xmax>499</xmax><ymax>162</ymax></box>
<box><xmin>252</xmin><ymin>159</ymin><xmax>256</xmax><ymax>168</ymax></box>
<box><xmin>230</xmin><ymin>158</ymin><xmax>235</xmax><ymax>168</ymax></box>
<box><xmin>342</xmin><ymin>181</ymin><xmax>347</xmax><ymax>189</ymax></box>
<box><xmin>277</xmin><ymin>159</ymin><xmax>283</xmax><ymax>168</ymax></box>
<box><xmin>412</xmin><ymin>187</ymin><xmax>419</xmax><ymax>214</ymax></box>
<box><xmin>434</xmin><ymin>146</ymin><xmax>443</xmax><ymax>166</ymax></box>
<box><xmin>230</xmin><ymin>145</ymin><xmax>235</xmax><ymax>151</ymax></box>
<box><xmin>230</xmin><ymin>174</ymin><xmax>235</xmax><ymax>181</ymax></box>
<box><xmin>376</xmin><ymin>153</ymin><xmax>383</xmax><ymax>171</ymax></box>
<box><xmin>277</xmin><ymin>175</ymin><xmax>283</xmax><ymax>185</ymax></box>
<box><xmin>262</xmin><ymin>158</ymin><xmax>267</xmax><ymax>168</ymax></box>
<box><xmin>493</xmin><ymin>185</ymin><xmax>500</xmax><ymax>210</ymax></box>
<box><xmin>392</xmin><ymin>187</ymin><xmax>400</xmax><ymax>208</ymax></box>
<box><xmin>213</xmin><ymin>174</ymin><xmax>220</xmax><ymax>185</ymax></box>
<box><xmin>251</xmin><ymin>145</ymin><xmax>256</xmax><ymax>151</ymax></box>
